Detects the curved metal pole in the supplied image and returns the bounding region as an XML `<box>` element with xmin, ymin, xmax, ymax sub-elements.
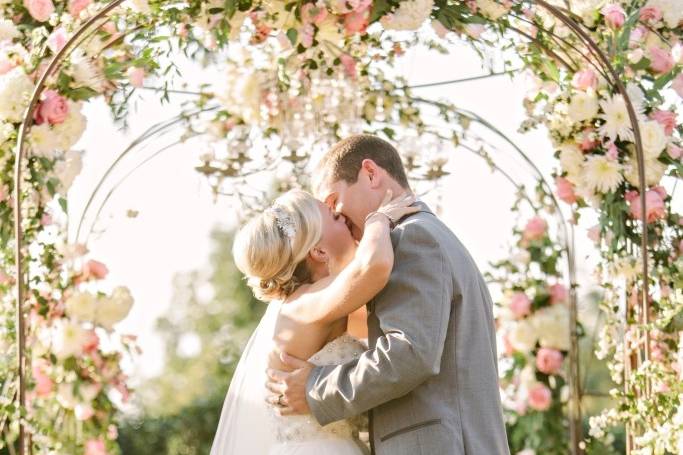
<box><xmin>12</xmin><ymin>2</ymin><xmax>124</xmax><ymax>453</ymax></box>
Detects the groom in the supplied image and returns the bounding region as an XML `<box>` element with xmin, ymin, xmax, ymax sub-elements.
<box><xmin>266</xmin><ymin>134</ymin><xmax>509</xmax><ymax>455</ymax></box>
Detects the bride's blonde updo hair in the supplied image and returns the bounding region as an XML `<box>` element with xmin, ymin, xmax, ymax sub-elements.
<box><xmin>232</xmin><ymin>189</ymin><xmax>323</xmax><ymax>302</ymax></box>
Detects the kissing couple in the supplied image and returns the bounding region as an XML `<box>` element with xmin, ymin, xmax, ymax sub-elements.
<box><xmin>210</xmin><ymin>134</ymin><xmax>510</xmax><ymax>455</ymax></box>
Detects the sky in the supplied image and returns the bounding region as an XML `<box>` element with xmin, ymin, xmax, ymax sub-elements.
<box><xmin>63</xmin><ymin>34</ymin><xmax>652</xmax><ymax>380</ymax></box>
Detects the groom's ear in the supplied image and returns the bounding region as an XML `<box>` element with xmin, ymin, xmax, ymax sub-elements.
<box><xmin>309</xmin><ymin>246</ymin><xmax>328</xmax><ymax>265</ymax></box>
<box><xmin>360</xmin><ymin>159</ymin><xmax>382</xmax><ymax>189</ymax></box>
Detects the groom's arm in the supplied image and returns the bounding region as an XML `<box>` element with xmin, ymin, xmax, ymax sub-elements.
<box><xmin>305</xmin><ymin>220</ymin><xmax>452</xmax><ymax>425</ymax></box>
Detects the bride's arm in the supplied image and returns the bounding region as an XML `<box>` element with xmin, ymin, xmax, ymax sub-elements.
<box><xmin>292</xmin><ymin>193</ymin><xmax>418</xmax><ymax>325</ymax></box>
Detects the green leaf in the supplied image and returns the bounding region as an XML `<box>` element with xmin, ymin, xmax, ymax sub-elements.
<box><xmin>541</xmin><ymin>59</ymin><xmax>559</xmax><ymax>83</ymax></box>
<box><xmin>286</xmin><ymin>28</ymin><xmax>298</xmax><ymax>46</ymax></box>
<box><xmin>58</xmin><ymin>197</ymin><xmax>67</xmax><ymax>213</ymax></box>
<box><xmin>370</xmin><ymin>0</ymin><xmax>392</xmax><ymax>23</ymax></box>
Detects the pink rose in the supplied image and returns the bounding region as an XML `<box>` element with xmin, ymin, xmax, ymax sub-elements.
<box><xmin>300</xmin><ymin>23</ymin><xmax>314</xmax><ymax>48</ymax></box>
<box><xmin>571</xmin><ymin>69</ymin><xmax>597</xmax><ymax>91</ymax></box>
<box><xmin>549</xmin><ymin>283</ymin><xmax>568</xmax><ymax>304</ymax></box>
<box><xmin>639</xmin><ymin>5</ymin><xmax>662</xmax><ymax>22</ymax></box>
<box><xmin>650</xmin><ymin>110</ymin><xmax>677</xmax><ymax>135</ymax></box>
<box><xmin>23</xmin><ymin>0</ymin><xmax>54</xmax><ymax>22</ymax></box>
<box><xmin>669</xmin><ymin>144</ymin><xmax>682</xmax><ymax>159</ymax></box>
<box><xmin>509</xmin><ymin>292</ymin><xmax>531</xmax><ymax>318</ymax></box>
<box><xmin>536</xmin><ymin>348</ymin><xmax>564</xmax><ymax>375</ymax></box>
<box><xmin>40</xmin><ymin>212</ymin><xmax>52</xmax><ymax>226</ymax></box>
<box><xmin>340</xmin><ymin>54</ymin><xmax>356</xmax><ymax>79</ymax></box>
<box><xmin>601</xmin><ymin>4</ymin><xmax>626</xmax><ymax>28</ymax></box>
<box><xmin>605</xmin><ymin>141</ymin><xmax>619</xmax><ymax>160</ymax></box>
<box><xmin>46</xmin><ymin>27</ymin><xmax>67</xmax><ymax>54</ymax></box>
<box><xmin>629</xmin><ymin>26</ymin><xmax>648</xmax><ymax>48</ymax></box>
<box><xmin>82</xmin><ymin>259</ymin><xmax>109</xmax><ymax>280</ymax></box>
<box><xmin>301</xmin><ymin>2</ymin><xmax>328</xmax><ymax>25</ymax></box>
<box><xmin>555</xmin><ymin>176</ymin><xmax>577</xmax><ymax>204</ymax></box>
<box><xmin>31</xmin><ymin>359</ymin><xmax>54</xmax><ymax>397</ymax></box>
<box><xmin>674</xmin><ymin>74</ymin><xmax>683</xmax><ymax>98</ymax></box>
<box><xmin>127</xmin><ymin>67</ymin><xmax>145</xmax><ymax>88</ymax></box>
<box><xmin>625</xmin><ymin>187</ymin><xmax>667</xmax><ymax>223</ymax></box>
<box><xmin>523</xmin><ymin>216</ymin><xmax>547</xmax><ymax>241</ymax></box>
<box><xmin>528</xmin><ymin>382</ymin><xmax>552</xmax><ymax>411</ymax></box>
<box><xmin>68</xmin><ymin>0</ymin><xmax>91</xmax><ymax>17</ymax></box>
<box><xmin>34</xmin><ymin>90</ymin><xmax>69</xmax><ymax>125</ymax></box>
<box><xmin>344</xmin><ymin>9</ymin><xmax>369</xmax><ymax>34</ymax></box>
<box><xmin>649</xmin><ymin>46</ymin><xmax>674</xmax><ymax>74</ymax></box>
<box><xmin>85</xmin><ymin>438</ymin><xmax>107</xmax><ymax>455</ymax></box>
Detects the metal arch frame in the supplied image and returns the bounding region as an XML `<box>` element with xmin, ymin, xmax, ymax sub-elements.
<box><xmin>11</xmin><ymin>2</ymin><xmax>654</xmax><ymax>455</ymax></box>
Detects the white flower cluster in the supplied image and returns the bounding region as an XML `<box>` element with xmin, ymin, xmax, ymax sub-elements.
<box><xmin>29</xmin><ymin>102</ymin><xmax>87</xmax><ymax>159</ymax></box>
<box><xmin>380</xmin><ymin>0</ymin><xmax>434</xmax><ymax>31</ymax></box>
<box><xmin>0</xmin><ymin>67</ymin><xmax>35</xmax><ymax>123</ymax></box>
<box><xmin>0</xmin><ymin>18</ymin><xmax>20</xmax><ymax>41</ymax></box>
<box><xmin>507</xmin><ymin>304</ymin><xmax>571</xmax><ymax>353</ymax></box>
<box><xmin>64</xmin><ymin>287</ymin><xmax>134</xmax><ymax>331</ymax></box>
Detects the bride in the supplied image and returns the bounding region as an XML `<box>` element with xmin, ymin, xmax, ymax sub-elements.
<box><xmin>210</xmin><ymin>188</ymin><xmax>417</xmax><ymax>454</ymax></box>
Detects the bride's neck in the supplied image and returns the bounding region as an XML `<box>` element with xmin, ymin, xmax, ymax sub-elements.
<box><xmin>328</xmin><ymin>244</ymin><xmax>357</xmax><ymax>276</ymax></box>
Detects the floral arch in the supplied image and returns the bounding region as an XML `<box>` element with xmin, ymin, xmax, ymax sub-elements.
<box><xmin>0</xmin><ymin>0</ymin><xmax>681</xmax><ymax>454</ymax></box>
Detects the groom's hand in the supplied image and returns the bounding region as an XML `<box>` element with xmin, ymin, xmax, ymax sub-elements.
<box><xmin>265</xmin><ymin>352</ymin><xmax>314</xmax><ymax>416</ymax></box>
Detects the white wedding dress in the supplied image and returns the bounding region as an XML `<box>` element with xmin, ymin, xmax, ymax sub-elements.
<box><xmin>210</xmin><ymin>300</ymin><xmax>369</xmax><ymax>455</ymax></box>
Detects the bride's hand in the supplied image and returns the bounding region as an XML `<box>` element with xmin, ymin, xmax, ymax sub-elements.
<box><xmin>366</xmin><ymin>189</ymin><xmax>419</xmax><ymax>225</ymax></box>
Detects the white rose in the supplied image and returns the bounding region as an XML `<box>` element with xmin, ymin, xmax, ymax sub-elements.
<box><xmin>51</xmin><ymin>319</ymin><xmax>87</xmax><ymax>359</ymax></box>
<box><xmin>624</xmin><ymin>155</ymin><xmax>667</xmax><ymax>188</ymax></box>
<box><xmin>533</xmin><ymin>305</ymin><xmax>570</xmax><ymax>351</ymax></box>
<box><xmin>68</xmin><ymin>50</ymin><xmax>105</xmax><ymax>93</ymax></box>
<box><xmin>0</xmin><ymin>67</ymin><xmax>35</xmax><ymax>123</ymax></box>
<box><xmin>95</xmin><ymin>286</ymin><xmax>134</xmax><ymax>330</ymax></box>
<box><xmin>380</xmin><ymin>0</ymin><xmax>434</xmax><ymax>31</ymax></box>
<box><xmin>639</xmin><ymin>120</ymin><xmax>667</xmax><ymax>159</ymax></box>
<box><xmin>508</xmin><ymin>318</ymin><xmax>538</xmax><ymax>353</ymax></box>
<box><xmin>568</xmin><ymin>91</ymin><xmax>599</xmax><ymax>123</ymax></box>
<box><xmin>64</xmin><ymin>291</ymin><xmax>97</xmax><ymax>321</ymax></box>
<box><xmin>0</xmin><ymin>19</ymin><xmax>20</xmax><ymax>42</ymax></box>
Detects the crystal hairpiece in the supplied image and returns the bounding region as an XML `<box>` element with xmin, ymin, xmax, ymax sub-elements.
<box><xmin>268</xmin><ymin>205</ymin><xmax>296</xmax><ymax>238</ymax></box>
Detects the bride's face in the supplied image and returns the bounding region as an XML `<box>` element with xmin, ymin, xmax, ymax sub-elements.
<box><xmin>315</xmin><ymin>200</ymin><xmax>356</xmax><ymax>266</ymax></box>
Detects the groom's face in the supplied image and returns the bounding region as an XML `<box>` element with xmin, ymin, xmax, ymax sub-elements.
<box><xmin>317</xmin><ymin>177</ymin><xmax>376</xmax><ymax>241</ymax></box>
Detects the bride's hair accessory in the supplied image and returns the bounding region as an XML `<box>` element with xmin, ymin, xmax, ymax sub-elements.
<box><xmin>268</xmin><ymin>205</ymin><xmax>296</xmax><ymax>238</ymax></box>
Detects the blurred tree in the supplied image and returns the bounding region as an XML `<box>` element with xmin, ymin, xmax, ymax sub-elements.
<box><xmin>117</xmin><ymin>228</ymin><xmax>264</xmax><ymax>455</ymax></box>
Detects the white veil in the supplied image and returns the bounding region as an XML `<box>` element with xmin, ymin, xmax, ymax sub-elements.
<box><xmin>210</xmin><ymin>300</ymin><xmax>281</xmax><ymax>454</ymax></box>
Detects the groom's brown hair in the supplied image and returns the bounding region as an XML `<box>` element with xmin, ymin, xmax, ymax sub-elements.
<box><xmin>317</xmin><ymin>134</ymin><xmax>410</xmax><ymax>189</ymax></box>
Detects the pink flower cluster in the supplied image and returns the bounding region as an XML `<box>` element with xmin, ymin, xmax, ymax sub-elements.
<box><xmin>625</xmin><ymin>186</ymin><xmax>667</xmax><ymax>223</ymax></box>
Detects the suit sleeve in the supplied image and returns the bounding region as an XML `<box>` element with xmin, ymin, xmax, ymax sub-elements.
<box><xmin>305</xmin><ymin>220</ymin><xmax>452</xmax><ymax>425</ymax></box>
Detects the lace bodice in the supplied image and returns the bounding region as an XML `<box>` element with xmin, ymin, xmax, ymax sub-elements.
<box><xmin>271</xmin><ymin>333</ymin><xmax>368</xmax><ymax>444</ymax></box>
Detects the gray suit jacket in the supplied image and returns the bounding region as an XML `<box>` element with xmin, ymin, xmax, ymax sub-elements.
<box><xmin>305</xmin><ymin>201</ymin><xmax>509</xmax><ymax>455</ymax></box>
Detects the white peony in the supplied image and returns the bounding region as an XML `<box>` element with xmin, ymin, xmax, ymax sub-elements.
<box><xmin>645</xmin><ymin>0</ymin><xmax>683</xmax><ymax>28</ymax></box>
<box><xmin>532</xmin><ymin>305</ymin><xmax>570</xmax><ymax>351</ymax></box>
<box><xmin>475</xmin><ymin>0</ymin><xmax>510</xmax><ymax>20</ymax></box>
<box><xmin>54</xmin><ymin>149</ymin><xmax>83</xmax><ymax>193</ymax></box>
<box><xmin>508</xmin><ymin>318</ymin><xmax>538</xmax><ymax>353</ymax></box>
<box><xmin>380</xmin><ymin>0</ymin><xmax>434</xmax><ymax>31</ymax></box>
<box><xmin>64</xmin><ymin>291</ymin><xmax>97</xmax><ymax>322</ymax></box>
<box><xmin>95</xmin><ymin>286</ymin><xmax>134</xmax><ymax>330</ymax></box>
<box><xmin>0</xmin><ymin>67</ymin><xmax>35</xmax><ymax>123</ymax></box>
<box><xmin>0</xmin><ymin>121</ymin><xmax>13</xmax><ymax>147</ymax></box>
<box><xmin>581</xmin><ymin>155</ymin><xmax>623</xmax><ymax>194</ymax></box>
<box><xmin>0</xmin><ymin>18</ymin><xmax>20</xmax><ymax>42</ymax></box>
<box><xmin>51</xmin><ymin>318</ymin><xmax>87</xmax><ymax>359</ymax></box>
<box><xmin>568</xmin><ymin>90</ymin><xmax>599</xmax><ymax>123</ymax></box>
<box><xmin>639</xmin><ymin>120</ymin><xmax>667</xmax><ymax>159</ymax></box>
